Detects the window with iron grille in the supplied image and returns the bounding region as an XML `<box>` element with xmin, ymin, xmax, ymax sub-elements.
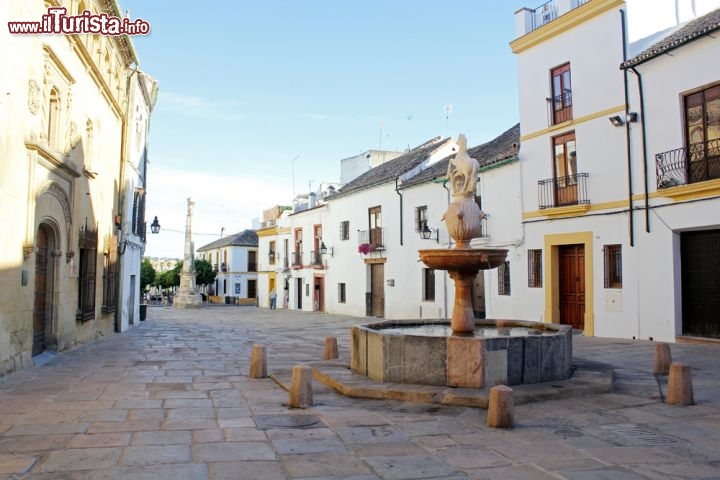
<box><xmin>102</xmin><ymin>236</ymin><xmax>117</xmax><ymax>314</ymax></box>
<box><xmin>498</xmin><ymin>261</ymin><xmax>511</xmax><ymax>296</ymax></box>
<box><xmin>528</xmin><ymin>249</ymin><xmax>543</xmax><ymax>288</ymax></box>
<box><xmin>423</xmin><ymin>268</ymin><xmax>435</xmax><ymax>301</ymax></box>
<box><xmin>339</xmin><ymin>221</ymin><xmax>350</xmax><ymax>240</ymax></box>
<box><xmin>247</xmin><ymin>279</ymin><xmax>257</xmax><ymax>298</ymax></box>
<box><xmin>415</xmin><ymin>206</ymin><xmax>428</xmax><ymax>232</ymax></box>
<box><xmin>338</xmin><ymin>283</ymin><xmax>346</xmax><ymax>303</ymax></box>
<box><xmin>604</xmin><ymin>244</ymin><xmax>622</xmax><ymax>288</ymax></box>
<box><xmin>77</xmin><ymin>224</ymin><xmax>98</xmax><ymax>322</ymax></box>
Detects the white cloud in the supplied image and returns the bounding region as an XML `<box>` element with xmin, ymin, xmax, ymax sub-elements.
<box><xmin>144</xmin><ymin>166</ymin><xmax>293</xmax><ymax>259</ymax></box>
<box><xmin>158</xmin><ymin>91</ymin><xmax>246</xmax><ymax>121</ymax></box>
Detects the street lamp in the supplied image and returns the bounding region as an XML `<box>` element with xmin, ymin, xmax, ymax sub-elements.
<box><xmin>420</xmin><ymin>224</ymin><xmax>438</xmax><ymax>243</ymax></box>
<box><xmin>150</xmin><ymin>216</ymin><xmax>161</xmax><ymax>234</ymax></box>
<box><xmin>320</xmin><ymin>241</ymin><xmax>333</xmax><ymax>257</ymax></box>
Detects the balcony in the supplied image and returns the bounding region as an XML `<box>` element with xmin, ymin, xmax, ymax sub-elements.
<box><xmin>310</xmin><ymin>251</ymin><xmax>323</xmax><ymax>267</ymax></box>
<box><xmin>358</xmin><ymin>228</ymin><xmax>385</xmax><ymax>251</ymax></box>
<box><xmin>283</xmin><ymin>256</ymin><xmax>289</xmax><ymax>270</ymax></box>
<box><xmin>538</xmin><ymin>173</ymin><xmax>590</xmax><ymax>209</ymax></box>
<box><xmin>248</xmin><ymin>262</ymin><xmax>257</xmax><ymax>272</ymax></box>
<box><xmin>656</xmin><ymin>139</ymin><xmax>720</xmax><ymax>189</ymax></box>
<box><xmin>220</xmin><ymin>263</ymin><xmax>227</xmax><ymax>272</ymax></box>
<box><xmin>291</xmin><ymin>251</ymin><xmax>303</xmax><ymax>268</ymax></box>
<box><xmin>547</xmin><ymin>91</ymin><xmax>573</xmax><ymax>126</ymax></box>
<box><xmin>515</xmin><ymin>0</ymin><xmax>591</xmax><ymax>37</ymax></box>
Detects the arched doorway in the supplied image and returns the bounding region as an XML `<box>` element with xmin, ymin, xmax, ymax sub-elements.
<box><xmin>33</xmin><ymin>224</ymin><xmax>55</xmax><ymax>356</ymax></box>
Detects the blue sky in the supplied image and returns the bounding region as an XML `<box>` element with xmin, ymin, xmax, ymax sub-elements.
<box><xmin>122</xmin><ymin>1</ymin><xmax>533</xmax><ymax>258</ymax></box>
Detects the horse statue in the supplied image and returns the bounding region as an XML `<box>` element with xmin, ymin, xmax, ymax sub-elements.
<box><xmin>446</xmin><ymin>134</ymin><xmax>478</xmax><ymax>199</ymax></box>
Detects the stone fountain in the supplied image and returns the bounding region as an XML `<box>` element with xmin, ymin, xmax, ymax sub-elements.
<box><xmin>351</xmin><ymin>134</ymin><xmax>572</xmax><ymax>389</ymax></box>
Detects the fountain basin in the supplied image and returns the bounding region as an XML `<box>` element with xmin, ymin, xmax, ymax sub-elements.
<box><xmin>418</xmin><ymin>248</ymin><xmax>508</xmax><ymax>272</ymax></box>
<box><xmin>351</xmin><ymin>319</ymin><xmax>572</xmax><ymax>388</ymax></box>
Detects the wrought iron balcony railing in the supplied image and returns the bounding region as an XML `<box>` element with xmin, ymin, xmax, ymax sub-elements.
<box><xmin>310</xmin><ymin>251</ymin><xmax>323</xmax><ymax>267</ymax></box>
<box><xmin>538</xmin><ymin>173</ymin><xmax>590</xmax><ymax>209</ymax></box>
<box><xmin>547</xmin><ymin>91</ymin><xmax>573</xmax><ymax>126</ymax></box>
<box><xmin>282</xmin><ymin>256</ymin><xmax>289</xmax><ymax>269</ymax></box>
<box><xmin>291</xmin><ymin>251</ymin><xmax>303</xmax><ymax>268</ymax></box>
<box><xmin>656</xmin><ymin>139</ymin><xmax>720</xmax><ymax>189</ymax></box>
<box><xmin>358</xmin><ymin>227</ymin><xmax>385</xmax><ymax>251</ymax></box>
<box><xmin>529</xmin><ymin>0</ymin><xmax>590</xmax><ymax>32</ymax></box>
<box><xmin>248</xmin><ymin>262</ymin><xmax>257</xmax><ymax>272</ymax></box>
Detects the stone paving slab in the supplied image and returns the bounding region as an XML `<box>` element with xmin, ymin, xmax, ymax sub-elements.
<box><xmin>0</xmin><ymin>306</ymin><xmax>719</xmax><ymax>479</ymax></box>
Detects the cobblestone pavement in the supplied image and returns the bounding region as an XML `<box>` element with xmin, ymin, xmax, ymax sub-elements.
<box><xmin>1</xmin><ymin>306</ymin><xmax>719</xmax><ymax>479</ymax></box>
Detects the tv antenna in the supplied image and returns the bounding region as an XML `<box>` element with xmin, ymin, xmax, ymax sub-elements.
<box><xmin>444</xmin><ymin>105</ymin><xmax>454</xmax><ymax>137</ymax></box>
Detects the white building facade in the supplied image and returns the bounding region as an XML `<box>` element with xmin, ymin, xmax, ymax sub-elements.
<box><xmin>511</xmin><ymin>0</ymin><xmax>720</xmax><ymax>341</ymax></box>
<box><xmin>197</xmin><ymin>230</ymin><xmax>258</xmax><ymax>304</ymax></box>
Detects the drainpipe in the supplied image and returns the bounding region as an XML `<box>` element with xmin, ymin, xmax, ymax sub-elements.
<box><xmin>620</xmin><ymin>9</ymin><xmax>634</xmax><ymax>247</ymax></box>
<box><xmin>395</xmin><ymin>176</ymin><xmax>403</xmax><ymax>246</ymax></box>
<box><xmin>629</xmin><ymin>66</ymin><xmax>650</xmax><ymax>233</ymax></box>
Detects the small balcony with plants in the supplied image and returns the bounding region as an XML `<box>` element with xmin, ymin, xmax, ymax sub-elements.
<box><xmin>358</xmin><ymin>228</ymin><xmax>385</xmax><ymax>254</ymax></box>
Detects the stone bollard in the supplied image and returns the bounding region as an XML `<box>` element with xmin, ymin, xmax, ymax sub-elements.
<box><xmin>487</xmin><ymin>385</ymin><xmax>514</xmax><ymax>428</ymax></box>
<box><xmin>666</xmin><ymin>362</ymin><xmax>694</xmax><ymax>406</ymax></box>
<box><xmin>653</xmin><ymin>342</ymin><xmax>672</xmax><ymax>375</ymax></box>
<box><xmin>288</xmin><ymin>365</ymin><xmax>313</xmax><ymax>408</ymax></box>
<box><xmin>323</xmin><ymin>336</ymin><xmax>339</xmax><ymax>360</ymax></box>
<box><xmin>249</xmin><ymin>344</ymin><xmax>267</xmax><ymax>379</ymax></box>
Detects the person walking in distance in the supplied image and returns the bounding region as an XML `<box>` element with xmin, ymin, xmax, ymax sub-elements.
<box><xmin>269</xmin><ymin>289</ymin><xmax>277</xmax><ymax>310</ymax></box>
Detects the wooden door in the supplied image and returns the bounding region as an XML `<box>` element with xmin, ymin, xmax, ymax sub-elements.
<box><xmin>313</xmin><ymin>276</ymin><xmax>324</xmax><ymax>312</ymax></box>
<box><xmin>370</xmin><ymin>263</ymin><xmax>384</xmax><ymax>317</ymax></box>
<box><xmin>681</xmin><ymin>230</ymin><xmax>720</xmax><ymax>338</ymax></box>
<box><xmin>559</xmin><ymin>244</ymin><xmax>585</xmax><ymax>330</ymax></box>
<box><xmin>33</xmin><ymin>226</ymin><xmax>49</xmax><ymax>355</ymax></box>
<box><xmin>296</xmin><ymin>278</ymin><xmax>303</xmax><ymax>310</ymax></box>
<box><xmin>553</xmin><ymin>132</ymin><xmax>578</xmax><ymax>207</ymax></box>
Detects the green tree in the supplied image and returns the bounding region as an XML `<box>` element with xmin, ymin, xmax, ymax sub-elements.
<box><xmin>166</xmin><ymin>261</ymin><xmax>182</xmax><ymax>288</ymax></box>
<box><xmin>195</xmin><ymin>258</ymin><xmax>217</xmax><ymax>287</ymax></box>
<box><xmin>140</xmin><ymin>258</ymin><xmax>156</xmax><ymax>293</ymax></box>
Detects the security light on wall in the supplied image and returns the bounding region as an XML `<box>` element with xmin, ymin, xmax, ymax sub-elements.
<box><xmin>609</xmin><ymin>113</ymin><xmax>638</xmax><ymax>127</ymax></box>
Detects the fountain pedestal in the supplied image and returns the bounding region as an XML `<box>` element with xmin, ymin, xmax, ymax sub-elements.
<box><xmin>449</xmin><ymin>270</ymin><xmax>479</xmax><ymax>333</ymax></box>
<box><xmin>418</xmin><ymin>248</ymin><xmax>508</xmax><ymax>333</ymax></box>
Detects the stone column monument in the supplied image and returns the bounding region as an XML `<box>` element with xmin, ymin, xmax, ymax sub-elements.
<box><xmin>174</xmin><ymin>197</ymin><xmax>202</xmax><ymax>309</ymax></box>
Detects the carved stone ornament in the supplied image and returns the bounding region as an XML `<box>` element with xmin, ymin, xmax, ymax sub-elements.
<box><xmin>28</xmin><ymin>79</ymin><xmax>41</xmax><ymax>115</ymax></box>
<box><xmin>65</xmin><ymin>121</ymin><xmax>82</xmax><ymax>153</ymax></box>
<box><xmin>23</xmin><ymin>245</ymin><xmax>35</xmax><ymax>259</ymax></box>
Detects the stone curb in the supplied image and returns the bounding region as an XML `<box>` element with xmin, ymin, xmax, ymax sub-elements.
<box><xmin>308</xmin><ymin>360</ymin><xmax>613</xmax><ymax>409</ymax></box>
